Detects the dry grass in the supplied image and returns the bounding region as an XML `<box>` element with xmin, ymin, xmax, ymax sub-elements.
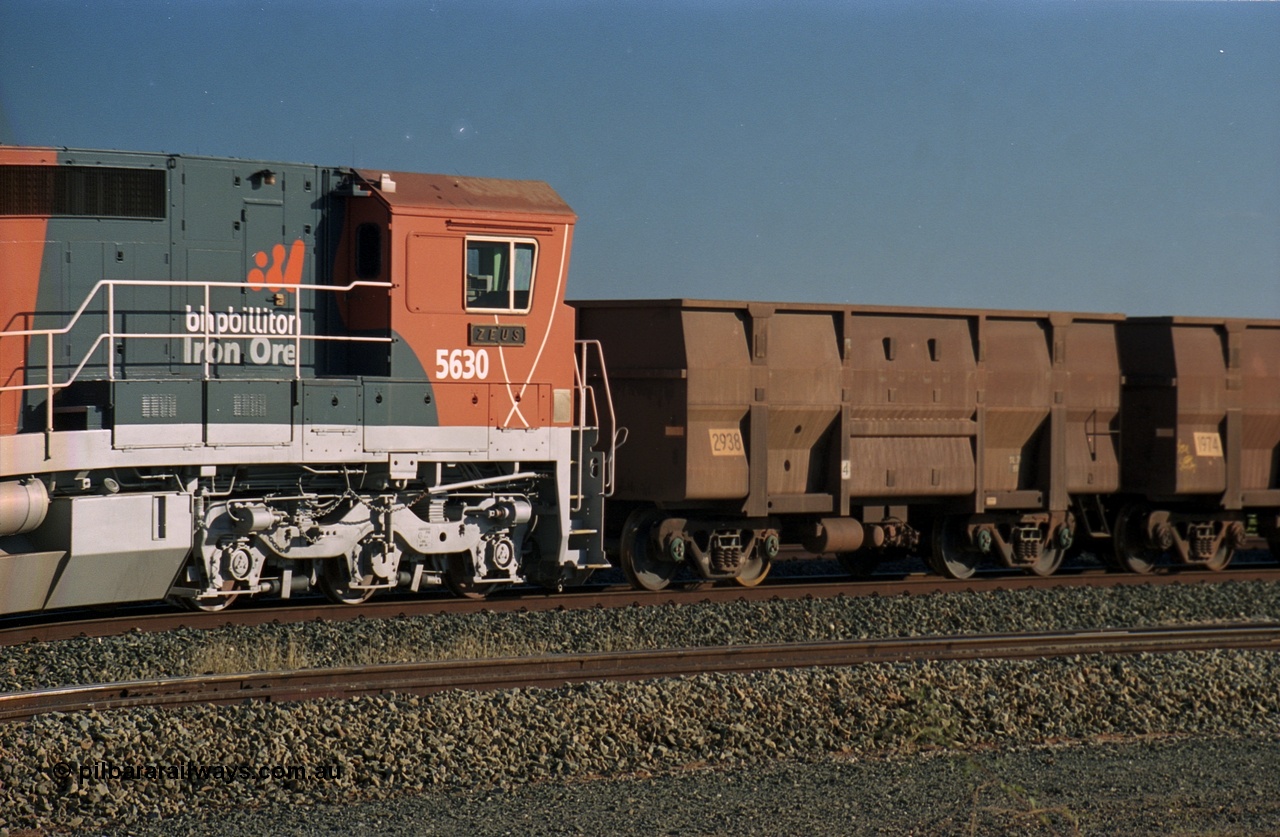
<box><xmin>191</xmin><ymin>636</ymin><xmax>312</xmax><ymax>675</ymax></box>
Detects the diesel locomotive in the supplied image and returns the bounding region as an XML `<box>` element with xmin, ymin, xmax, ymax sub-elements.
<box><xmin>0</xmin><ymin>147</ymin><xmax>1277</xmax><ymax>615</ymax></box>
<box><xmin>0</xmin><ymin>147</ymin><xmax>613</xmax><ymax>613</ymax></box>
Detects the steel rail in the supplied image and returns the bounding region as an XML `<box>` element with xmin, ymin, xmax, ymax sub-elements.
<box><xmin>3</xmin><ymin>622</ymin><xmax>1278</xmax><ymax>723</ymax></box>
<box><xmin>3</xmin><ymin>561</ymin><xmax>1279</xmax><ymax>648</ymax></box>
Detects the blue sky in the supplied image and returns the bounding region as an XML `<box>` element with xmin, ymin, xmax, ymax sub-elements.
<box><xmin>1</xmin><ymin>0</ymin><xmax>1276</xmax><ymax>317</ymax></box>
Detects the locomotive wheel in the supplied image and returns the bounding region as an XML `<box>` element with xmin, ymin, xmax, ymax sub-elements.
<box><xmin>837</xmin><ymin>551</ymin><xmax>879</xmax><ymax>579</ymax></box>
<box><xmin>1113</xmin><ymin>505</ymin><xmax>1162</xmax><ymax>574</ymax></box>
<box><xmin>734</xmin><ymin>552</ymin><xmax>772</xmax><ymax>587</ymax></box>
<box><xmin>931</xmin><ymin>516</ymin><xmax>980</xmax><ymax>580</ymax></box>
<box><xmin>319</xmin><ymin>559</ymin><xmax>376</xmax><ymax>605</ymax></box>
<box><xmin>444</xmin><ymin>553</ymin><xmax>491</xmax><ymax>600</ymax></box>
<box><xmin>180</xmin><ymin>593</ymin><xmax>240</xmax><ymax>613</ymax></box>
<box><xmin>620</xmin><ymin>508</ymin><xmax>678</xmax><ymax>592</ymax></box>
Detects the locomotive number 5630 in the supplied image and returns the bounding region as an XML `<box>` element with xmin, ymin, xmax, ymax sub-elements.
<box><xmin>435</xmin><ymin>348</ymin><xmax>490</xmax><ymax>380</ymax></box>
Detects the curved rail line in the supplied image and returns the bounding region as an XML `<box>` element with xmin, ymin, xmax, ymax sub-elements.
<box><xmin>3</xmin><ymin>623</ymin><xmax>1279</xmax><ymax>723</ymax></box>
<box><xmin>3</xmin><ymin>561</ymin><xmax>1280</xmax><ymax>648</ymax></box>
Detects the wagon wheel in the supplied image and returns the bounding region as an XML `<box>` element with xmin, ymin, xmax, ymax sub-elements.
<box><xmin>837</xmin><ymin>551</ymin><xmax>879</xmax><ymax>579</ymax></box>
<box><xmin>444</xmin><ymin>553</ymin><xmax>492</xmax><ymax>600</ymax></box>
<box><xmin>734</xmin><ymin>549</ymin><xmax>772</xmax><ymax>587</ymax></box>
<box><xmin>1200</xmin><ymin>523</ymin><xmax>1240</xmax><ymax>571</ymax></box>
<box><xmin>1026</xmin><ymin>546</ymin><xmax>1065</xmax><ymax>578</ymax></box>
<box><xmin>619</xmin><ymin>508</ymin><xmax>678</xmax><ymax>592</ymax></box>
<box><xmin>1201</xmin><ymin>543</ymin><xmax>1234</xmax><ymax>572</ymax></box>
<box><xmin>931</xmin><ymin>516</ymin><xmax>981</xmax><ymax>580</ymax></box>
<box><xmin>1113</xmin><ymin>505</ymin><xmax>1163</xmax><ymax>574</ymax></box>
<box><xmin>318</xmin><ymin>557</ymin><xmax>376</xmax><ymax>605</ymax></box>
<box><xmin>1026</xmin><ymin>522</ymin><xmax>1072</xmax><ymax>577</ymax></box>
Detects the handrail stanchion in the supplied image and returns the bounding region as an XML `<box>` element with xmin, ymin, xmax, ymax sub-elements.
<box><xmin>44</xmin><ymin>332</ymin><xmax>53</xmax><ymax>459</ymax></box>
<box><xmin>202</xmin><ymin>284</ymin><xmax>211</xmax><ymax>380</ymax></box>
<box><xmin>572</xmin><ymin>342</ymin><xmax>587</xmax><ymax>513</ymax></box>
<box><xmin>571</xmin><ymin>339</ymin><xmax>620</xmax><ymax>504</ymax></box>
<box><xmin>293</xmin><ymin>285</ymin><xmax>302</xmax><ymax>379</ymax></box>
<box><xmin>107</xmin><ymin>282</ymin><xmax>115</xmax><ymax>381</ymax></box>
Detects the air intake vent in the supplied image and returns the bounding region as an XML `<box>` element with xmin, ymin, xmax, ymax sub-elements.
<box><xmin>0</xmin><ymin>165</ymin><xmax>166</xmax><ymax>219</ymax></box>
<box><xmin>233</xmin><ymin>393</ymin><xmax>268</xmax><ymax>418</ymax></box>
<box><xmin>140</xmin><ymin>393</ymin><xmax>178</xmax><ymax>419</ymax></box>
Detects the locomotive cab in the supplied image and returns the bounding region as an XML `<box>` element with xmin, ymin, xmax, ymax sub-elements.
<box><xmin>335</xmin><ymin>169</ymin><xmax>581</xmax><ymax>432</ymax></box>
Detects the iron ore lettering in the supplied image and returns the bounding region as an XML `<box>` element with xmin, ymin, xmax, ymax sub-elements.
<box><xmin>469</xmin><ymin>324</ymin><xmax>526</xmax><ymax>346</ymax></box>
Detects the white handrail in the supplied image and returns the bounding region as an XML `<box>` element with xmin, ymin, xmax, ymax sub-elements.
<box><xmin>0</xmin><ymin>277</ymin><xmax>394</xmax><ymax>437</ymax></box>
<box><xmin>573</xmin><ymin>339</ymin><xmax>619</xmax><ymax>506</ymax></box>
<box><xmin>1</xmin><ymin>277</ymin><xmax>391</xmax><ymax>339</ymax></box>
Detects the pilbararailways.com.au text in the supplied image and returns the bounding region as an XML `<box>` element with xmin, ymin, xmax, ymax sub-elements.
<box><xmin>51</xmin><ymin>761</ymin><xmax>345</xmax><ymax>785</ymax></box>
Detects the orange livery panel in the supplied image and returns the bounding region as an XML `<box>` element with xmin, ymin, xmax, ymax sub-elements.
<box><xmin>335</xmin><ymin>169</ymin><xmax>579</xmax><ymax>429</ymax></box>
<box><xmin>0</xmin><ymin>147</ymin><xmax>57</xmax><ymax>436</ymax></box>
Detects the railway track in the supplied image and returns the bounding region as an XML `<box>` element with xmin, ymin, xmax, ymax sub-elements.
<box><xmin>3</xmin><ymin>557</ymin><xmax>1278</xmax><ymax>647</ymax></box>
<box><xmin>2</xmin><ymin>622</ymin><xmax>1278</xmax><ymax>723</ymax></box>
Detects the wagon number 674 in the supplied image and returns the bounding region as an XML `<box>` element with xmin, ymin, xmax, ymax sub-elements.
<box><xmin>435</xmin><ymin>348</ymin><xmax>490</xmax><ymax>380</ymax></box>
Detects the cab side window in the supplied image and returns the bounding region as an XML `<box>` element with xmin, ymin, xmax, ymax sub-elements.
<box><xmin>466</xmin><ymin>238</ymin><xmax>536</xmax><ymax>313</ymax></box>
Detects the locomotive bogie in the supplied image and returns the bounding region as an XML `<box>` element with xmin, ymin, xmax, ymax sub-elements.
<box><xmin>162</xmin><ymin>457</ymin><xmax>589</xmax><ymax>608</ymax></box>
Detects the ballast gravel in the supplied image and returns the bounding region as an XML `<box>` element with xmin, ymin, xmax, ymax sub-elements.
<box><xmin>2</xmin><ymin>651</ymin><xmax>1278</xmax><ymax>835</ymax></box>
<box><xmin>65</xmin><ymin>736</ymin><xmax>1280</xmax><ymax>836</ymax></box>
<box><xmin>2</xmin><ymin>578</ymin><xmax>1280</xmax><ymax>692</ymax></box>
<box><xmin>0</xmin><ymin>578</ymin><xmax>1276</xmax><ymax>833</ymax></box>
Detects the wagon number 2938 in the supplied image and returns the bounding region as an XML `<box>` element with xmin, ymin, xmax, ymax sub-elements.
<box><xmin>708</xmin><ymin>428</ymin><xmax>745</xmax><ymax>457</ymax></box>
<box><xmin>435</xmin><ymin>348</ymin><xmax>490</xmax><ymax>380</ymax></box>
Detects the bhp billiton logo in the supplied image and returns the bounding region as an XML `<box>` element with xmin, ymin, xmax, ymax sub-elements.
<box><xmin>247</xmin><ymin>240</ymin><xmax>306</xmax><ymax>291</ymax></box>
